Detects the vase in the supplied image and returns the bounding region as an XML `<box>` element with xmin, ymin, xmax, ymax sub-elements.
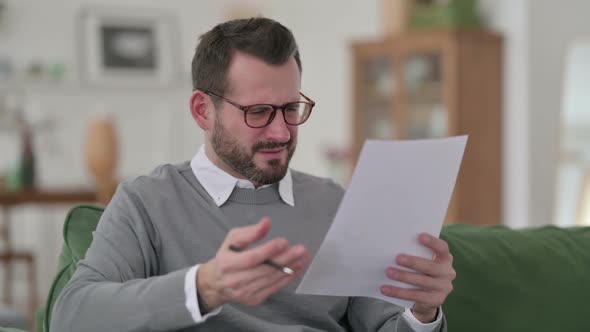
<box><xmin>381</xmin><ymin>0</ymin><xmax>413</xmax><ymax>36</ymax></box>
<box><xmin>85</xmin><ymin>116</ymin><xmax>118</xmax><ymax>206</ymax></box>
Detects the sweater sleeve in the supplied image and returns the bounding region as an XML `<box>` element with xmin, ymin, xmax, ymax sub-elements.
<box><xmin>50</xmin><ymin>181</ymin><xmax>197</xmax><ymax>332</ymax></box>
<box><xmin>347</xmin><ymin>297</ymin><xmax>447</xmax><ymax>332</ymax></box>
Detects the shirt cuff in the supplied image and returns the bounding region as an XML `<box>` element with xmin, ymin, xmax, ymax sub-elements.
<box><xmin>402</xmin><ymin>307</ymin><xmax>443</xmax><ymax>332</ymax></box>
<box><xmin>184</xmin><ymin>265</ymin><xmax>222</xmax><ymax>323</ymax></box>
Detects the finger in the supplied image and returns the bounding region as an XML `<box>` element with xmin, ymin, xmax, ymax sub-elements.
<box><xmin>248</xmin><ymin>269</ymin><xmax>291</xmax><ymax>295</ymax></box>
<box><xmin>397</xmin><ymin>255</ymin><xmax>441</xmax><ymax>277</ymax></box>
<box><xmin>248</xmin><ymin>247</ymin><xmax>309</xmax><ymax>290</ymax></box>
<box><xmin>386</xmin><ymin>267</ymin><xmax>449</xmax><ymax>292</ymax></box>
<box><xmin>238</xmin><ymin>272</ymin><xmax>293</xmax><ymax>306</ymax></box>
<box><xmin>380</xmin><ymin>285</ymin><xmax>444</xmax><ymax>307</ymax></box>
<box><xmin>418</xmin><ymin>234</ymin><xmax>452</xmax><ymax>261</ymax></box>
<box><xmin>268</xmin><ymin>244</ymin><xmax>308</xmax><ymax>268</ymax></box>
<box><xmin>222</xmin><ymin>245</ymin><xmax>307</xmax><ymax>290</ymax></box>
<box><xmin>251</xmin><ymin>272</ymin><xmax>296</xmax><ymax>304</ymax></box>
<box><xmin>272</xmin><ymin>247</ymin><xmax>310</xmax><ymax>276</ymax></box>
<box><xmin>222</xmin><ymin>237</ymin><xmax>289</xmax><ymax>272</ymax></box>
<box><xmin>247</xmin><ymin>249</ymin><xmax>310</xmax><ymax>295</ymax></box>
<box><xmin>224</xmin><ymin>217</ymin><xmax>272</xmax><ymax>248</ymax></box>
<box><xmin>222</xmin><ymin>263</ymin><xmax>279</xmax><ymax>292</ymax></box>
<box><xmin>247</xmin><ymin>253</ymin><xmax>311</xmax><ymax>306</ymax></box>
<box><xmin>230</xmin><ymin>259</ymin><xmax>302</xmax><ymax>306</ymax></box>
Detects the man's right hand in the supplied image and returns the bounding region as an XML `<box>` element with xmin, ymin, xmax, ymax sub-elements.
<box><xmin>196</xmin><ymin>217</ymin><xmax>309</xmax><ymax>311</ymax></box>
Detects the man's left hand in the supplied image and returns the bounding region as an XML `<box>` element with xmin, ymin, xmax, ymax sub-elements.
<box><xmin>380</xmin><ymin>233</ymin><xmax>456</xmax><ymax>323</ymax></box>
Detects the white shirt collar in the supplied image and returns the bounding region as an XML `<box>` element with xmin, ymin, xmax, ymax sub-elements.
<box><xmin>190</xmin><ymin>145</ymin><xmax>294</xmax><ymax>207</ymax></box>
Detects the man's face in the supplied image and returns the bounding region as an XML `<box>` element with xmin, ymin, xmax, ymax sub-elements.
<box><xmin>207</xmin><ymin>52</ymin><xmax>301</xmax><ymax>186</ymax></box>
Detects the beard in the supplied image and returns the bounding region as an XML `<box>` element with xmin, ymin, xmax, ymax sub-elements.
<box><xmin>211</xmin><ymin>117</ymin><xmax>296</xmax><ymax>185</ymax></box>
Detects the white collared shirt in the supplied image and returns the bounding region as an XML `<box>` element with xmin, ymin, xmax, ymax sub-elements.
<box><xmin>190</xmin><ymin>145</ymin><xmax>294</xmax><ymax>206</ymax></box>
<box><xmin>183</xmin><ymin>145</ymin><xmax>441</xmax><ymax>331</ymax></box>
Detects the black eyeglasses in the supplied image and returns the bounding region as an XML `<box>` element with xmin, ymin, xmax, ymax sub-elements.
<box><xmin>204</xmin><ymin>91</ymin><xmax>315</xmax><ymax>128</ymax></box>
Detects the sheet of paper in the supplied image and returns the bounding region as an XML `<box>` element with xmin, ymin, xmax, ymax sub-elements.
<box><xmin>295</xmin><ymin>136</ymin><xmax>467</xmax><ymax>308</ymax></box>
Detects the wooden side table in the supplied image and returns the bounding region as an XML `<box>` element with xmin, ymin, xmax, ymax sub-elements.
<box><xmin>0</xmin><ymin>189</ymin><xmax>96</xmax><ymax>319</ymax></box>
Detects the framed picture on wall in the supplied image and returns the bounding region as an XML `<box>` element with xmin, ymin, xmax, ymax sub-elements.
<box><xmin>78</xmin><ymin>7</ymin><xmax>179</xmax><ymax>86</ymax></box>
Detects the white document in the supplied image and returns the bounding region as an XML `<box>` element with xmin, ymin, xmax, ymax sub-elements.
<box><xmin>295</xmin><ymin>136</ymin><xmax>467</xmax><ymax>308</ymax></box>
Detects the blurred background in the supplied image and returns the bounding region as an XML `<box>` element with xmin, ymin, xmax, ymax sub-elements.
<box><xmin>0</xmin><ymin>0</ymin><xmax>589</xmax><ymax>329</ymax></box>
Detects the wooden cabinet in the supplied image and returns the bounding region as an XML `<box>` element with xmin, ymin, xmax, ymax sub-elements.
<box><xmin>351</xmin><ymin>30</ymin><xmax>502</xmax><ymax>225</ymax></box>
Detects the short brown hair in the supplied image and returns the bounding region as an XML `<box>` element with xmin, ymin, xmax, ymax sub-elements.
<box><xmin>191</xmin><ymin>17</ymin><xmax>302</xmax><ymax>97</ymax></box>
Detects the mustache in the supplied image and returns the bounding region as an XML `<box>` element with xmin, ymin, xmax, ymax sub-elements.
<box><xmin>252</xmin><ymin>140</ymin><xmax>291</xmax><ymax>152</ymax></box>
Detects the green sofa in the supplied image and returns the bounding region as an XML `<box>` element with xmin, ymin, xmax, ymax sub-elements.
<box><xmin>2</xmin><ymin>205</ymin><xmax>590</xmax><ymax>332</ymax></box>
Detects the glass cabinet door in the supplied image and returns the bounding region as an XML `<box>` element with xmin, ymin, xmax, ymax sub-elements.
<box><xmin>360</xmin><ymin>56</ymin><xmax>396</xmax><ymax>139</ymax></box>
<box><xmin>403</xmin><ymin>53</ymin><xmax>446</xmax><ymax>139</ymax></box>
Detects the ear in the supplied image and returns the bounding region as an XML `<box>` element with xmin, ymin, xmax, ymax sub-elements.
<box><xmin>189</xmin><ymin>90</ymin><xmax>213</xmax><ymax>131</ymax></box>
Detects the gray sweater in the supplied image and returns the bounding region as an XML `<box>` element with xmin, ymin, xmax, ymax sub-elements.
<box><xmin>51</xmin><ymin>162</ymin><xmax>446</xmax><ymax>332</ymax></box>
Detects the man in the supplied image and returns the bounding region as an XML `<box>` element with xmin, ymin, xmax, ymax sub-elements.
<box><xmin>51</xmin><ymin>17</ymin><xmax>455</xmax><ymax>331</ymax></box>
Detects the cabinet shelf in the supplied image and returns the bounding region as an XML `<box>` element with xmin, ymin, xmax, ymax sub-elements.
<box><xmin>352</xmin><ymin>30</ymin><xmax>503</xmax><ymax>225</ymax></box>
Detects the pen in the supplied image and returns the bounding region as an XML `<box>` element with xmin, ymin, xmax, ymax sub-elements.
<box><xmin>228</xmin><ymin>244</ymin><xmax>294</xmax><ymax>275</ymax></box>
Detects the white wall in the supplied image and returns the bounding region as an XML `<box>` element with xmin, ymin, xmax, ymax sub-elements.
<box><xmin>528</xmin><ymin>0</ymin><xmax>590</xmax><ymax>226</ymax></box>
<box><xmin>479</xmin><ymin>0</ymin><xmax>531</xmax><ymax>228</ymax></box>
<box><xmin>479</xmin><ymin>0</ymin><xmax>590</xmax><ymax>228</ymax></box>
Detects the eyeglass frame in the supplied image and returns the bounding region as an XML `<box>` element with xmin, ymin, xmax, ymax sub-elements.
<box><xmin>203</xmin><ymin>90</ymin><xmax>316</xmax><ymax>128</ymax></box>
